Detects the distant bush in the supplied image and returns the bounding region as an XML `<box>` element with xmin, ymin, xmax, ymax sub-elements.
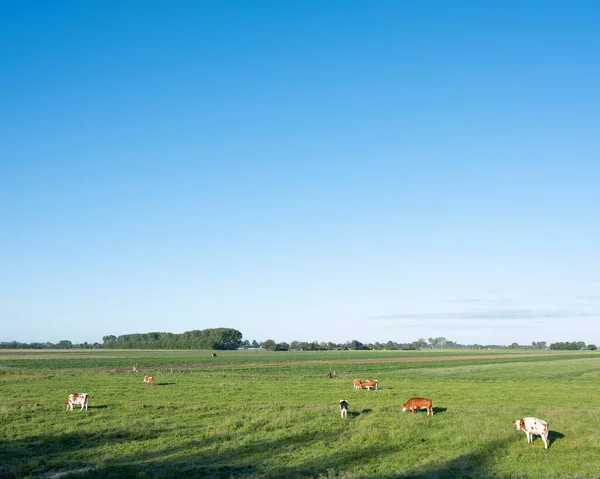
<box><xmin>550</xmin><ymin>341</ymin><xmax>586</xmax><ymax>350</ymax></box>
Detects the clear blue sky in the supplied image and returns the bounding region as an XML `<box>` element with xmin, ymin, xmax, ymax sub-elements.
<box><xmin>1</xmin><ymin>1</ymin><xmax>599</xmax><ymax>346</ymax></box>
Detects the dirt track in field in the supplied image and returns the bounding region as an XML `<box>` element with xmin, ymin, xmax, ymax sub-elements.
<box><xmin>86</xmin><ymin>352</ymin><xmax>557</xmax><ymax>373</ymax></box>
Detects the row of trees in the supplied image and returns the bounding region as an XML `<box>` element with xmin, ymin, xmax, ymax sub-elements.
<box><xmin>258</xmin><ymin>338</ymin><xmax>503</xmax><ymax>351</ymax></box>
<box><xmin>256</xmin><ymin>338</ymin><xmax>597</xmax><ymax>352</ymax></box>
<box><xmin>259</xmin><ymin>339</ymin><xmax>427</xmax><ymax>351</ymax></box>
<box><xmin>101</xmin><ymin>328</ymin><xmax>243</xmax><ymax>350</ymax></box>
<box><xmin>1</xmin><ymin>334</ymin><xmax>597</xmax><ymax>351</ymax></box>
<box><xmin>0</xmin><ymin>340</ymin><xmax>103</xmax><ymax>350</ymax></box>
<box><xmin>549</xmin><ymin>341</ymin><xmax>596</xmax><ymax>350</ymax></box>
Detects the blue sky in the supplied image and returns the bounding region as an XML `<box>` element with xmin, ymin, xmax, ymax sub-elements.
<box><xmin>1</xmin><ymin>1</ymin><xmax>599</xmax><ymax>346</ymax></box>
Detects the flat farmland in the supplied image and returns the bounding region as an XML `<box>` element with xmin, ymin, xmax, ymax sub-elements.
<box><xmin>1</xmin><ymin>350</ymin><xmax>600</xmax><ymax>478</ymax></box>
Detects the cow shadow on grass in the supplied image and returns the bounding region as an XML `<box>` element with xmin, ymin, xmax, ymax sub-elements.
<box><xmin>432</xmin><ymin>406</ymin><xmax>447</xmax><ymax>414</ymax></box>
<box><xmin>515</xmin><ymin>430</ymin><xmax>564</xmax><ymax>449</ymax></box>
<box><xmin>549</xmin><ymin>430</ymin><xmax>565</xmax><ymax>447</ymax></box>
<box><xmin>87</xmin><ymin>404</ymin><xmax>110</xmax><ymax>409</ymax></box>
<box><xmin>360</xmin><ymin>408</ymin><xmax>374</xmax><ymax>414</ymax></box>
<box><xmin>156</xmin><ymin>382</ymin><xmax>176</xmax><ymax>386</ymax></box>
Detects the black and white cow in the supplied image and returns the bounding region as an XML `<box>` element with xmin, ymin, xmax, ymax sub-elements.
<box><xmin>339</xmin><ymin>399</ymin><xmax>349</xmax><ymax>418</ymax></box>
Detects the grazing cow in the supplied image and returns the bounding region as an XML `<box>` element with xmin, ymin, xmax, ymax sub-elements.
<box><xmin>339</xmin><ymin>400</ymin><xmax>349</xmax><ymax>418</ymax></box>
<box><xmin>143</xmin><ymin>375</ymin><xmax>155</xmax><ymax>386</ymax></box>
<box><xmin>65</xmin><ymin>393</ymin><xmax>89</xmax><ymax>411</ymax></box>
<box><xmin>402</xmin><ymin>397</ymin><xmax>433</xmax><ymax>415</ymax></box>
<box><xmin>513</xmin><ymin>417</ymin><xmax>549</xmax><ymax>449</ymax></box>
<box><xmin>361</xmin><ymin>379</ymin><xmax>378</xmax><ymax>390</ymax></box>
<box><xmin>353</xmin><ymin>379</ymin><xmax>362</xmax><ymax>390</ymax></box>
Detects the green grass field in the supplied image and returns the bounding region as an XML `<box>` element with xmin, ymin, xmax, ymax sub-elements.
<box><xmin>1</xmin><ymin>349</ymin><xmax>600</xmax><ymax>478</ymax></box>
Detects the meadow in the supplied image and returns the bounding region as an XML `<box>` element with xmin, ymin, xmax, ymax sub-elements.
<box><xmin>1</xmin><ymin>349</ymin><xmax>600</xmax><ymax>479</ymax></box>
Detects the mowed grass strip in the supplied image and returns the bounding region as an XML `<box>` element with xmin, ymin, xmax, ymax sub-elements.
<box><xmin>1</xmin><ymin>350</ymin><xmax>600</xmax><ymax>478</ymax></box>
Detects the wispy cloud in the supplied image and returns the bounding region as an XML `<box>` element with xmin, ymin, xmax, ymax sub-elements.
<box><xmin>383</xmin><ymin>319</ymin><xmax>545</xmax><ymax>332</ymax></box>
<box><xmin>418</xmin><ymin>321</ymin><xmax>542</xmax><ymax>330</ymax></box>
<box><xmin>439</xmin><ymin>298</ymin><xmax>487</xmax><ymax>304</ymax></box>
<box><xmin>439</xmin><ymin>297</ymin><xmax>517</xmax><ymax>306</ymax></box>
<box><xmin>574</xmin><ymin>295</ymin><xmax>600</xmax><ymax>302</ymax></box>
<box><xmin>371</xmin><ymin>309</ymin><xmax>595</xmax><ymax>321</ymax></box>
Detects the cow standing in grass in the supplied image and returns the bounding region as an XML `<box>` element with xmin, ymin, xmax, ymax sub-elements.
<box><xmin>402</xmin><ymin>397</ymin><xmax>433</xmax><ymax>415</ymax></box>
<box><xmin>143</xmin><ymin>375</ymin><xmax>155</xmax><ymax>386</ymax></box>
<box><xmin>513</xmin><ymin>417</ymin><xmax>549</xmax><ymax>449</ymax></box>
<box><xmin>66</xmin><ymin>393</ymin><xmax>88</xmax><ymax>411</ymax></box>
<box><xmin>339</xmin><ymin>400</ymin><xmax>349</xmax><ymax>418</ymax></box>
<box><xmin>361</xmin><ymin>379</ymin><xmax>378</xmax><ymax>390</ymax></box>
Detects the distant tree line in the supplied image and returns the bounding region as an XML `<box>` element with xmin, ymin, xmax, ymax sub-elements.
<box><xmin>0</xmin><ymin>340</ymin><xmax>102</xmax><ymax>350</ymax></box>
<box><xmin>2</xmin><ymin>333</ymin><xmax>597</xmax><ymax>352</ymax></box>
<box><xmin>549</xmin><ymin>341</ymin><xmax>597</xmax><ymax>350</ymax></box>
<box><xmin>0</xmin><ymin>328</ymin><xmax>242</xmax><ymax>350</ymax></box>
<box><xmin>102</xmin><ymin>328</ymin><xmax>243</xmax><ymax>350</ymax></box>
<box><xmin>253</xmin><ymin>337</ymin><xmax>597</xmax><ymax>352</ymax></box>
<box><xmin>254</xmin><ymin>337</ymin><xmax>504</xmax><ymax>351</ymax></box>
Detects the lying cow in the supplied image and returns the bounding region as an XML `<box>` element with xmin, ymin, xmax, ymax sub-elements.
<box><xmin>339</xmin><ymin>400</ymin><xmax>349</xmax><ymax>418</ymax></box>
<box><xmin>143</xmin><ymin>375</ymin><xmax>155</xmax><ymax>386</ymax></box>
<box><xmin>513</xmin><ymin>417</ymin><xmax>549</xmax><ymax>449</ymax></box>
<box><xmin>402</xmin><ymin>397</ymin><xmax>433</xmax><ymax>415</ymax></box>
<box><xmin>361</xmin><ymin>379</ymin><xmax>378</xmax><ymax>390</ymax></box>
<box><xmin>65</xmin><ymin>393</ymin><xmax>89</xmax><ymax>411</ymax></box>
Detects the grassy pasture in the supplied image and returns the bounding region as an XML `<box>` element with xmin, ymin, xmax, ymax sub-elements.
<box><xmin>1</xmin><ymin>350</ymin><xmax>600</xmax><ymax>478</ymax></box>
<box><xmin>0</xmin><ymin>348</ymin><xmax>586</xmax><ymax>371</ymax></box>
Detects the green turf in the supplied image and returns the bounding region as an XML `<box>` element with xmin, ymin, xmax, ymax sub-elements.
<box><xmin>1</xmin><ymin>350</ymin><xmax>599</xmax><ymax>478</ymax></box>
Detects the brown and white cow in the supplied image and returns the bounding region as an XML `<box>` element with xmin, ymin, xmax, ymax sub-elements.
<box><xmin>353</xmin><ymin>379</ymin><xmax>362</xmax><ymax>390</ymax></box>
<box><xmin>143</xmin><ymin>375</ymin><xmax>155</xmax><ymax>386</ymax></box>
<box><xmin>361</xmin><ymin>379</ymin><xmax>378</xmax><ymax>390</ymax></box>
<box><xmin>65</xmin><ymin>393</ymin><xmax>89</xmax><ymax>411</ymax></box>
<box><xmin>339</xmin><ymin>400</ymin><xmax>349</xmax><ymax>418</ymax></box>
<box><xmin>402</xmin><ymin>397</ymin><xmax>433</xmax><ymax>415</ymax></box>
<box><xmin>513</xmin><ymin>417</ymin><xmax>549</xmax><ymax>449</ymax></box>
